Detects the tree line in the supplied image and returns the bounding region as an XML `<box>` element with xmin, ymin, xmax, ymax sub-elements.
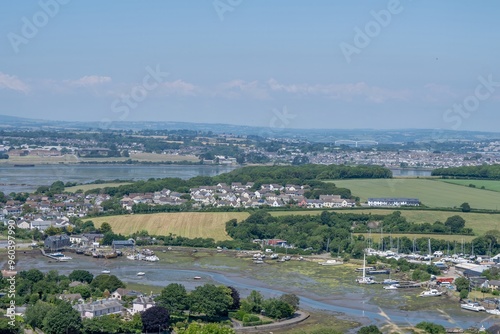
<box><xmin>432</xmin><ymin>164</ymin><xmax>500</xmax><ymax>179</ymax></box>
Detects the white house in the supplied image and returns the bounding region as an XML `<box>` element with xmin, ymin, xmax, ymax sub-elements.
<box><xmin>130</xmin><ymin>296</ymin><xmax>155</xmax><ymax>314</ymax></box>
<box><xmin>73</xmin><ymin>299</ymin><xmax>123</xmax><ymax>318</ymax></box>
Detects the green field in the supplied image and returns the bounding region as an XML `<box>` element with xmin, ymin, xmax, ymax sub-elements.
<box><xmin>330</xmin><ymin>178</ymin><xmax>500</xmax><ymax>210</ymax></box>
<box><xmin>92</xmin><ymin>212</ymin><xmax>249</xmax><ymax>241</ymax></box>
<box><xmin>65</xmin><ymin>182</ymin><xmax>132</xmax><ymax>192</ymax></box>
<box><xmin>270</xmin><ymin>209</ymin><xmax>500</xmax><ymax>236</ymax></box>
<box><xmin>439</xmin><ymin>179</ymin><xmax>500</xmax><ymax>193</ymax></box>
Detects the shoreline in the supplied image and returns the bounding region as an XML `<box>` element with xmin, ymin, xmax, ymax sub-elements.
<box><xmin>8</xmin><ymin>249</ymin><xmax>490</xmax><ymax>329</ymax></box>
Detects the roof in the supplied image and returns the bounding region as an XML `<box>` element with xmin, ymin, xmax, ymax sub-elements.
<box><xmin>368</xmin><ymin>198</ymin><xmax>419</xmax><ymax>201</ymax></box>
<box><xmin>112</xmin><ymin>240</ymin><xmax>135</xmax><ymax>245</ymax></box>
<box><xmin>45</xmin><ymin>234</ymin><xmax>70</xmax><ymax>242</ymax></box>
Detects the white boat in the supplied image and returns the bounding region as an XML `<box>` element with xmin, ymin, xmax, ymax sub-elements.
<box><xmin>49</xmin><ymin>252</ymin><xmax>72</xmax><ymax>261</ymax></box>
<box><xmin>193</xmin><ymin>276</ymin><xmax>202</xmax><ymax>280</ymax></box>
<box><xmin>126</xmin><ymin>255</ymin><xmax>136</xmax><ymax>260</ymax></box>
<box><xmin>486</xmin><ymin>309</ymin><xmax>500</xmax><ymax>315</ymax></box>
<box><xmin>382</xmin><ymin>278</ymin><xmax>400</xmax><ymax>285</ymax></box>
<box><xmin>137</xmin><ymin>272</ymin><xmax>145</xmax><ymax>276</ymax></box>
<box><xmin>383</xmin><ymin>284</ymin><xmax>399</xmax><ymax>290</ymax></box>
<box><xmin>270</xmin><ymin>253</ymin><xmax>279</xmax><ymax>259</ymax></box>
<box><xmin>461</xmin><ymin>302</ymin><xmax>485</xmax><ymax>312</ymax></box>
<box><xmin>419</xmin><ymin>289</ymin><xmax>443</xmax><ymax>297</ymax></box>
<box><xmin>101</xmin><ymin>270</ymin><xmax>110</xmax><ymax>274</ymax></box>
<box><xmin>356</xmin><ymin>254</ymin><xmax>376</xmax><ymax>284</ymax></box>
<box><xmin>144</xmin><ymin>255</ymin><xmax>159</xmax><ymax>262</ymax></box>
<box><xmin>319</xmin><ymin>259</ymin><xmax>343</xmax><ymax>266</ymax></box>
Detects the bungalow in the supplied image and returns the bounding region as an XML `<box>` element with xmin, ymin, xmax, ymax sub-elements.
<box><xmin>73</xmin><ymin>299</ymin><xmax>123</xmax><ymax>319</ymax></box>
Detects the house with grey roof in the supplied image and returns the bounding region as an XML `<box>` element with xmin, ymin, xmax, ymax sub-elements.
<box><xmin>73</xmin><ymin>299</ymin><xmax>123</xmax><ymax>319</ymax></box>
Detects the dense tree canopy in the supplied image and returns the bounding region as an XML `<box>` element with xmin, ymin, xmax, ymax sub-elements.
<box><xmin>43</xmin><ymin>301</ymin><xmax>82</xmax><ymax>334</ymax></box>
<box><xmin>141</xmin><ymin>306</ymin><xmax>170</xmax><ymax>333</ymax></box>
<box><xmin>156</xmin><ymin>283</ymin><xmax>189</xmax><ymax>314</ymax></box>
<box><xmin>189</xmin><ymin>284</ymin><xmax>233</xmax><ymax>318</ymax></box>
<box><xmin>68</xmin><ymin>270</ymin><xmax>94</xmax><ymax>284</ymax></box>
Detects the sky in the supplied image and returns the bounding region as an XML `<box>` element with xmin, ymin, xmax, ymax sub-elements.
<box><xmin>0</xmin><ymin>0</ymin><xmax>499</xmax><ymax>131</ymax></box>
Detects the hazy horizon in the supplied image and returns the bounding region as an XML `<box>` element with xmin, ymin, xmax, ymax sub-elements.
<box><xmin>1</xmin><ymin>1</ymin><xmax>499</xmax><ymax>131</ymax></box>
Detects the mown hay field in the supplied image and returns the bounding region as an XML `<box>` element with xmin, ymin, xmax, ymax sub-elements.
<box><xmin>92</xmin><ymin>212</ymin><xmax>249</xmax><ymax>241</ymax></box>
<box><xmin>329</xmin><ymin>178</ymin><xmax>500</xmax><ymax>210</ymax></box>
<box><xmin>270</xmin><ymin>209</ymin><xmax>500</xmax><ymax>236</ymax></box>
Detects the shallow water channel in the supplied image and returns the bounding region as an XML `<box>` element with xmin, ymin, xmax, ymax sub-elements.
<box><xmin>13</xmin><ymin>251</ymin><xmax>492</xmax><ymax>329</ymax></box>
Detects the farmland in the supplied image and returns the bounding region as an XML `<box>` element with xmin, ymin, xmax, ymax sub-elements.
<box><xmin>92</xmin><ymin>212</ymin><xmax>249</xmax><ymax>241</ymax></box>
<box><xmin>439</xmin><ymin>179</ymin><xmax>500</xmax><ymax>193</ymax></box>
<box><xmin>330</xmin><ymin>178</ymin><xmax>500</xmax><ymax>210</ymax></box>
<box><xmin>270</xmin><ymin>209</ymin><xmax>500</xmax><ymax>236</ymax></box>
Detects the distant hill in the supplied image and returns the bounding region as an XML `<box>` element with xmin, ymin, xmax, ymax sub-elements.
<box><xmin>0</xmin><ymin>114</ymin><xmax>499</xmax><ymax>144</ymax></box>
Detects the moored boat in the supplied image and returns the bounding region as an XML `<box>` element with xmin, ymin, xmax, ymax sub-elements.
<box><xmin>461</xmin><ymin>301</ymin><xmax>485</xmax><ymax>312</ymax></box>
<box><xmin>419</xmin><ymin>289</ymin><xmax>443</xmax><ymax>297</ymax></box>
<box><xmin>137</xmin><ymin>272</ymin><xmax>145</xmax><ymax>276</ymax></box>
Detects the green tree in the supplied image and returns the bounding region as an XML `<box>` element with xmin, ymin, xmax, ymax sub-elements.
<box><xmin>357</xmin><ymin>325</ymin><xmax>382</xmax><ymax>334</ymax></box>
<box><xmin>20</xmin><ymin>269</ymin><xmax>44</xmax><ymax>283</ymax></box>
<box><xmin>243</xmin><ymin>290</ymin><xmax>264</xmax><ymax>313</ymax></box>
<box><xmin>444</xmin><ymin>215</ymin><xmax>466</xmax><ymax>233</ymax></box>
<box><xmin>0</xmin><ymin>317</ymin><xmax>21</xmax><ymax>334</ymax></box>
<box><xmin>43</xmin><ymin>301</ymin><xmax>82</xmax><ymax>334</ymax></box>
<box><xmin>69</xmin><ymin>270</ymin><xmax>94</xmax><ymax>284</ymax></box>
<box><xmin>82</xmin><ymin>315</ymin><xmax>122</xmax><ymax>334</ymax></box>
<box><xmin>262</xmin><ymin>298</ymin><xmax>295</xmax><ymax>319</ymax></box>
<box><xmin>189</xmin><ymin>284</ymin><xmax>232</xmax><ymax>318</ymax></box>
<box><xmin>156</xmin><ymin>283</ymin><xmax>188</xmax><ymax>314</ymax></box>
<box><xmin>141</xmin><ymin>306</ymin><xmax>170</xmax><ymax>333</ymax></box>
<box><xmin>99</xmin><ymin>222</ymin><xmax>113</xmax><ymax>234</ymax></box>
<box><xmin>25</xmin><ymin>300</ymin><xmax>54</xmax><ymax>329</ymax></box>
<box><xmin>279</xmin><ymin>293</ymin><xmax>300</xmax><ymax>310</ymax></box>
<box><xmin>90</xmin><ymin>275</ymin><xmax>125</xmax><ymax>292</ymax></box>
<box><xmin>178</xmin><ymin>322</ymin><xmax>235</xmax><ymax>334</ymax></box>
<box><xmin>460</xmin><ymin>202</ymin><xmax>471</xmax><ymax>212</ymax></box>
<box><xmin>415</xmin><ymin>321</ymin><xmax>446</xmax><ymax>334</ymax></box>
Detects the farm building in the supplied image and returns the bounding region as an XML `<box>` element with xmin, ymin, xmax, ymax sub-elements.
<box><xmin>44</xmin><ymin>234</ymin><xmax>71</xmax><ymax>251</ymax></box>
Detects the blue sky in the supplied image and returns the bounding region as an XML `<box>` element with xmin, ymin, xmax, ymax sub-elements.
<box><xmin>1</xmin><ymin>0</ymin><xmax>499</xmax><ymax>131</ymax></box>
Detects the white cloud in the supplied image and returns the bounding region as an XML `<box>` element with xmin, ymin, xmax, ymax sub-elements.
<box><xmin>215</xmin><ymin>80</ymin><xmax>269</xmax><ymax>99</ymax></box>
<box><xmin>0</xmin><ymin>72</ymin><xmax>29</xmax><ymax>93</ymax></box>
<box><xmin>68</xmin><ymin>75</ymin><xmax>112</xmax><ymax>87</ymax></box>
<box><xmin>159</xmin><ymin>80</ymin><xmax>198</xmax><ymax>96</ymax></box>
<box><xmin>267</xmin><ymin>78</ymin><xmax>411</xmax><ymax>102</ymax></box>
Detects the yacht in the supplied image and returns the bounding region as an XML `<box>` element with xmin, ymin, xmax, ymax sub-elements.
<box><xmin>383</xmin><ymin>284</ymin><xmax>399</xmax><ymax>290</ymax></box>
<box><xmin>49</xmin><ymin>252</ymin><xmax>72</xmax><ymax>261</ymax></box>
<box><xmin>101</xmin><ymin>270</ymin><xmax>110</xmax><ymax>274</ymax></box>
<box><xmin>419</xmin><ymin>289</ymin><xmax>443</xmax><ymax>297</ymax></box>
<box><xmin>382</xmin><ymin>278</ymin><xmax>400</xmax><ymax>285</ymax></box>
<box><xmin>486</xmin><ymin>308</ymin><xmax>500</xmax><ymax>315</ymax></box>
<box><xmin>319</xmin><ymin>259</ymin><xmax>343</xmax><ymax>266</ymax></box>
<box><xmin>144</xmin><ymin>255</ymin><xmax>159</xmax><ymax>262</ymax></box>
<box><xmin>461</xmin><ymin>301</ymin><xmax>485</xmax><ymax>312</ymax></box>
<box><xmin>356</xmin><ymin>253</ymin><xmax>376</xmax><ymax>284</ymax></box>
<box><xmin>137</xmin><ymin>272</ymin><xmax>146</xmax><ymax>276</ymax></box>
<box><xmin>126</xmin><ymin>254</ymin><xmax>136</xmax><ymax>260</ymax></box>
